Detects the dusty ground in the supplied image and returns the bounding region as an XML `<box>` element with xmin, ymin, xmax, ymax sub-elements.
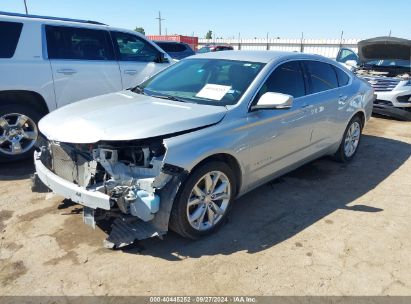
<box><xmin>0</xmin><ymin>116</ymin><xmax>410</xmax><ymax>296</ymax></box>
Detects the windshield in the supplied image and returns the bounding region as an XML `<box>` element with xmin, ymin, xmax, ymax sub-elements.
<box><xmin>363</xmin><ymin>59</ymin><xmax>411</xmax><ymax>68</ymax></box>
<box><xmin>136</xmin><ymin>58</ymin><xmax>265</xmax><ymax>106</ymax></box>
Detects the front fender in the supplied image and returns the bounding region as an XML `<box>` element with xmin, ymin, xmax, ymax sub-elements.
<box><xmin>163</xmin><ymin>116</ymin><xmax>248</xmax><ymax>175</ymax></box>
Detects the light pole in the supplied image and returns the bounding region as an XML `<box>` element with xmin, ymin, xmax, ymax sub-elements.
<box><xmin>23</xmin><ymin>0</ymin><xmax>28</xmax><ymax>14</ymax></box>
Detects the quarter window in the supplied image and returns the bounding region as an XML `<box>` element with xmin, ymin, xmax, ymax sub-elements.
<box><xmin>0</xmin><ymin>21</ymin><xmax>23</xmax><ymax>58</ymax></box>
<box><xmin>334</xmin><ymin>66</ymin><xmax>350</xmax><ymax>86</ymax></box>
<box><xmin>257</xmin><ymin>61</ymin><xmax>306</xmax><ymax>99</ymax></box>
<box><xmin>111</xmin><ymin>31</ymin><xmax>159</xmax><ymax>62</ymax></box>
<box><xmin>46</xmin><ymin>25</ymin><xmax>114</xmax><ymax>60</ymax></box>
<box><xmin>304</xmin><ymin>61</ymin><xmax>338</xmax><ymax>93</ymax></box>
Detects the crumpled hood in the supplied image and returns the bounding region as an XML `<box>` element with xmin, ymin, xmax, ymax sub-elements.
<box><xmin>39</xmin><ymin>91</ymin><xmax>227</xmax><ymax>143</ymax></box>
<box><xmin>358</xmin><ymin>36</ymin><xmax>411</xmax><ymax>62</ymax></box>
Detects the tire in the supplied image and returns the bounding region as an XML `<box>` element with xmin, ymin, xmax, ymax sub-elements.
<box><xmin>0</xmin><ymin>104</ymin><xmax>43</xmax><ymax>163</ymax></box>
<box><xmin>334</xmin><ymin>115</ymin><xmax>363</xmax><ymax>163</ymax></box>
<box><xmin>169</xmin><ymin>161</ymin><xmax>237</xmax><ymax>239</ymax></box>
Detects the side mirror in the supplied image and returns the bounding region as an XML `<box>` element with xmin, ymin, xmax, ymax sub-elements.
<box><xmin>251</xmin><ymin>92</ymin><xmax>293</xmax><ymax>111</ymax></box>
<box><xmin>345</xmin><ymin>60</ymin><xmax>358</xmax><ymax>68</ymax></box>
<box><xmin>155</xmin><ymin>52</ymin><xmax>170</xmax><ymax>63</ymax></box>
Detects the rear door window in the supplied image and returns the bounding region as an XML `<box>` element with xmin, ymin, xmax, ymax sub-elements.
<box><xmin>0</xmin><ymin>21</ymin><xmax>23</xmax><ymax>58</ymax></box>
<box><xmin>45</xmin><ymin>25</ymin><xmax>114</xmax><ymax>60</ymax></box>
<box><xmin>304</xmin><ymin>61</ymin><xmax>338</xmax><ymax>94</ymax></box>
<box><xmin>157</xmin><ymin>42</ymin><xmax>187</xmax><ymax>52</ymax></box>
<box><xmin>111</xmin><ymin>31</ymin><xmax>159</xmax><ymax>62</ymax></box>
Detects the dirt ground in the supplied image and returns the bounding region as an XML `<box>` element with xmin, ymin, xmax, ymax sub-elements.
<box><xmin>0</xmin><ymin>116</ymin><xmax>410</xmax><ymax>296</ymax></box>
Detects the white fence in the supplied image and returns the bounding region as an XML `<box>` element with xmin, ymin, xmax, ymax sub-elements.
<box><xmin>199</xmin><ymin>38</ymin><xmax>361</xmax><ymax>59</ymax></box>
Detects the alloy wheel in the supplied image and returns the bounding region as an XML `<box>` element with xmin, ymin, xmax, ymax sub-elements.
<box><xmin>344</xmin><ymin>121</ymin><xmax>361</xmax><ymax>158</ymax></box>
<box><xmin>0</xmin><ymin>113</ymin><xmax>38</xmax><ymax>155</ymax></box>
<box><xmin>186</xmin><ymin>171</ymin><xmax>232</xmax><ymax>231</ymax></box>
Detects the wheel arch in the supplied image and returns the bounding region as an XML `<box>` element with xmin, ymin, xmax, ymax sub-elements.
<box><xmin>187</xmin><ymin>153</ymin><xmax>243</xmax><ymax>196</ymax></box>
<box><xmin>0</xmin><ymin>90</ymin><xmax>50</xmax><ymax>116</ymax></box>
<box><xmin>352</xmin><ymin>110</ymin><xmax>366</xmax><ymax>127</ymax></box>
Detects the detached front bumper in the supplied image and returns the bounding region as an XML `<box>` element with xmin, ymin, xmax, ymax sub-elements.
<box><xmin>34</xmin><ymin>150</ymin><xmax>111</xmax><ymax>210</ymax></box>
<box><xmin>373</xmin><ymin>101</ymin><xmax>411</xmax><ymax>121</ymax></box>
<box><xmin>372</xmin><ymin>89</ymin><xmax>411</xmax><ymax>120</ymax></box>
<box><xmin>33</xmin><ymin>149</ymin><xmax>186</xmax><ymax>248</ymax></box>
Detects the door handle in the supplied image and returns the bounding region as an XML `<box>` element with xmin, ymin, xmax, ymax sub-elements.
<box><xmin>124</xmin><ymin>70</ymin><xmax>138</xmax><ymax>75</ymax></box>
<box><xmin>339</xmin><ymin>95</ymin><xmax>348</xmax><ymax>102</ymax></box>
<box><xmin>56</xmin><ymin>68</ymin><xmax>77</xmax><ymax>75</ymax></box>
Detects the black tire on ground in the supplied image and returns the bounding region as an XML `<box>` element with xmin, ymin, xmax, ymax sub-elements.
<box><xmin>0</xmin><ymin>104</ymin><xmax>43</xmax><ymax>163</ymax></box>
<box><xmin>169</xmin><ymin>161</ymin><xmax>237</xmax><ymax>239</ymax></box>
<box><xmin>334</xmin><ymin>115</ymin><xmax>363</xmax><ymax>163</ymax></box>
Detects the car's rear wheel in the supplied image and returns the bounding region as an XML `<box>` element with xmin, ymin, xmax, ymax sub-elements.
<box><xmin>334</xmin><ymin>115</ymin><xmax>363</xmax><ymax>162</ymax></box>
<box><xmin>169</xmin><ymin>161</ymin><xmax>236</xmax><ymax>239</ymax></box>
<box><xmin>0</xmin><ymin>104</ymin><xmax>42</xmax><ymax>163</ymax></box>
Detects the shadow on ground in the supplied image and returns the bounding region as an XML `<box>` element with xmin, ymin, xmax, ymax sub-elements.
<box><xmin>121</xmin><ymin>134</ymin><xmax>410</xmax><ymax>260</ymax></box>
<box><xmin>0</xmin><ymin>158</ymin><xmax>34</xmax><ymax>180</ymax></box>
<box><xmin>2</xmin><ymin>133</ymin><xmax>410</xmax><ymax>259</ymax></box>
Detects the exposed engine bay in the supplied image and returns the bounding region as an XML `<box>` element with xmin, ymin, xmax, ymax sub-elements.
<box><xmin>356</xmin><ymin>68</ymin><xmax>410</xmax><ymax>79</ymax></box>
<box><xmin>35</xmin><ymin>138</ymin><xmax>186</xmax><ymax>248</ymax></box>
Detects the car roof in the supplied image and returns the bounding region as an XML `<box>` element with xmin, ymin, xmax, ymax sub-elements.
<box><xmin>190</xmin><ymin>50</ymin><xmax>329</xmax><ymax>64</ymax></box>
<box><xmin>0</xmin><ymin>11</ymin><xmax>106</xmax><ymax>26</ymax></box>
<box><xmin>0</xmin><ymin>11</ymin><xmax>155</xmax><ymax>41</ymax></box>
<box><xmin>154</xmin><ymin>41</ymin><xmax>187</xmax><ymax>44</ymax></box>
<box><xmin>202</xmin><ymin>45</ymin><xmax>231</xmax><ymax>48</ymax></box>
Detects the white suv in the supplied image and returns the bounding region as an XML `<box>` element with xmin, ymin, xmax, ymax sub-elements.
<box><xmin>0</xmin><ymin>12</ymin><xmax>173</xmax><ymax>162</ymax></box>
<box><xmin>336</xmin><ymin>37</ymin><xmax>411</xmax><ymax>121</ymax></box>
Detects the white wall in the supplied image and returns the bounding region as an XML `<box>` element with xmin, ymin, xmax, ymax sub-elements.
<box><xmin>199</xmin><ymin>38</ymin><xmax>360</xmax><ymax>58</ymax></box>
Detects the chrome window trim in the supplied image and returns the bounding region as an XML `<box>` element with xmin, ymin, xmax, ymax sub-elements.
<box><xmin>247</xmin><ymin>58</ymin><xmax>353</xmax><ymax>111</ymax></box>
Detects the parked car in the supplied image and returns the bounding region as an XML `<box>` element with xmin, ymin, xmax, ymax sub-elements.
<box><xmin>153</xmin><ymin>41</ymin><xmax>195</xmax><ymax>60</ymax></box>
<box><xmin>198</xmin><ymin>44</ymin><xmax>234</xmax><ymax>53</ymax></box>
<box><xmin>336</xmin><ymin>37</ymin><xmax>411</xmax><ymax>120</ymax></box>
<box><xmin>33</xmin><ymin>51</ymin><xmax>374</xmax><ymax>248</ymax></box>
<box><xmin>0</xmin><ymin>12</ymin><xmax>173</xmax><ymax>162</ymax></box>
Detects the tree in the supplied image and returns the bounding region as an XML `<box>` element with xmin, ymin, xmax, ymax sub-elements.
<box><xmin>134</xmin><ymin>27</ymin><xmax>145</xmax><ymax>35</ymax></box>
<box><xmin>205</xmin><ymin>30</ymin><xmax>212</xmax><ymax>39</ymax></box>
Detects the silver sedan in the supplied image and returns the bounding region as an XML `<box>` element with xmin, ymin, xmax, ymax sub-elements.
<box><xmin>34</xmin><ymin>51</ymin><xmax>374</xmax><ymax>247</ymax></box>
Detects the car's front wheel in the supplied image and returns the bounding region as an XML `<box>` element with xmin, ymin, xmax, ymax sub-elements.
<box><xmin>169</xmin><ymin>161</ymin><xmax>236</xmax><ymax>239</ymax></box>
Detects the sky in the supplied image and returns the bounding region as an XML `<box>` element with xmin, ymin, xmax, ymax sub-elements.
<box><xmin>1</xmin><ymin>0</ymin><xmax>410</xmax><ymax>39</ymax></box>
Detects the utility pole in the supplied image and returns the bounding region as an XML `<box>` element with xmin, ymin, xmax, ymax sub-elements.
<box><xmin>156</xmin><ymin>11</ymin><xmax>165</xmax><ymax>35</ymax></box>
<box><xmin>300</xmin><ymin>32</ymin><xmax>304</xmax><ymax>53</ymax></box>
<box><xmin>339</xmin><ymin>30</ymin><xmax>344</xmax><ymax>48</ymax></box>
<box><xmin>23</xmin><ymin>0</ymin><xmax>28</xmax><ymax>14</ymax></box>
<box><xmin>389</xmin><ymin>30</ymin><xmax>392</xmax><ymax>37</ymax></box>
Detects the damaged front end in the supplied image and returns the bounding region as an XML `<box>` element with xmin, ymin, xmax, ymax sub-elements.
<box><xmin>33</xmin><ymin>139</ymin><xmax>187</xmax><ymax>248</ymax></box>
